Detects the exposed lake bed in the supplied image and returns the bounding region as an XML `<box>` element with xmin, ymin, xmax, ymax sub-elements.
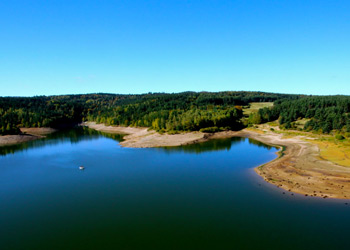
<box><xmin>1</xmin><ymin>128</ymin><xmax>350</xmax><ymax>249</ymax></box>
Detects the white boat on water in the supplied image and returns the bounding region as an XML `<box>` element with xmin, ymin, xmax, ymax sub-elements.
<box><xmin>79</xmin><ymin>166</ymin><xmax>85</xmax><ymax>170</ymax></box>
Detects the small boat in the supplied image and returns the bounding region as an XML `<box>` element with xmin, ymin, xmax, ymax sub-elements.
<box><xmin>79</xmin><ymin>166</ymin><xmax>85</xmax><ymax>170</ymax></box>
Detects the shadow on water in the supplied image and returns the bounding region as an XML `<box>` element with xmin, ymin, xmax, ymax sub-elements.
<box><xmin>160</xmin><ymin>137</ymin><xmax>275</xmax><ymax>154</ymax></box>
<box><xmin>0</xmin><ymin>127</ymin><xmax>125</xmax><ymax>156</ymax></box>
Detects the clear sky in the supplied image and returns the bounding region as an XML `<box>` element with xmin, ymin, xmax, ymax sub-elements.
<box><xmin>1</xmin><ymin>0</ymin><xmax>349</xmax><ymax>96</ymax></box>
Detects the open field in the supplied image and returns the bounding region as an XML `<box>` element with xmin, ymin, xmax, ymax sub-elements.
<box><xmin>243</xmin><ymin>102</ymin><xmax>274</xmax><ymax>116</ymax></box>
<box><xmin>277</xmin><ymin>131</ymin><xmax>350</xmax><ymax>168</ymax></box>
<box><xmin>311</xmin><ymin>139</ymin><xmax>350</xmax><ymax>167</ymax></box>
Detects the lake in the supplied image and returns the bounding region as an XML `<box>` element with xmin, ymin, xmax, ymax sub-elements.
<box><xmin>0</xmin><ymin>127</ymin><xmax>349</xmax><ymax>250</ymax></box>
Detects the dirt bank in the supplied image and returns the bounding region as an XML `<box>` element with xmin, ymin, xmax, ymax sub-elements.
<box><xmin>0</xmin><ymin>127</ymin><xmax>57</xmax><ymax>146</ymax></box>
<box><xmin>20</xmin><ymin>127</ymin><xmax>57</xmax><ymax>135</ymax></box>
<box><xmin>0</xmin><ymin>134</ymin><xmax>42</xmax><ymax>146</ymax></box>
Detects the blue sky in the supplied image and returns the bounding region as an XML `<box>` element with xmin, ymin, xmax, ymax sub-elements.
<box><xmin>1</xmin><ymin>0</ymin><xmax>349</xmax><ymax>96</ymax></box>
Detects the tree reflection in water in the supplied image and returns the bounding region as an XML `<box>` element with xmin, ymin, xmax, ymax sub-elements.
<box><xmin>160</xmin><ymin>137</ymin><xmax>275</xmax><ymax>154</ymax></box>
<box><xmin>0</xmin><ymin>127</ymin><xmax>124</xmax><ymax>156</ymax></box>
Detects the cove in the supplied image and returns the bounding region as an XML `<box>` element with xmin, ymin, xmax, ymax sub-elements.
<box><xmin>0</xmin><ymin>127</ymin><xmax>349</xmax><ymax>250</ymax></box>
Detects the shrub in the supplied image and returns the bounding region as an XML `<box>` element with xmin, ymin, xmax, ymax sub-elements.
<box><xmin>335</xmin><ymin>134</ymin><xmax>345</xmax><ymax>140</ymax></box>
<box><xmin>199</xmin><ymin>127</ymin><xmax>220</xmax><ymax>133</ymax></box>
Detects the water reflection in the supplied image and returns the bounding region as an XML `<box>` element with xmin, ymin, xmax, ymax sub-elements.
<box><xmin>0</xmin><ymin>127</ymin><xmax>124</xmax><ymax>156</ymax></box>
<box><xmin>161</xmin><ymin>137</ymin><xmax>276</xmax><ymax>154</ymax></box>
<box><xmin>1</xmin><ymin>127</ymin><xmax>276</xmax><ymax>156</ymax></box>
<box><xmin>247</xmin><ymin>138</ymin><xmax>274</xmax><ymax>150</ymax></box>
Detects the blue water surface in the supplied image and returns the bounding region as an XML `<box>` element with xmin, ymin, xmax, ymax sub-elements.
<box><xmin>0</xmin><ymin>128</ymin><xmax>349</xmax><ymax>250</ymax></box>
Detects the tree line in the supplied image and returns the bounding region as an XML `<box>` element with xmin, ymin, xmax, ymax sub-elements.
<box><xmin>2</xmin><ymin>92</ymin><xmax>349</xmax><ymax>136</ymax></box>
<box><xmin>0</xmin><ymin>91</ymin><xmax>298</xmax><ymax>135</ymax></box>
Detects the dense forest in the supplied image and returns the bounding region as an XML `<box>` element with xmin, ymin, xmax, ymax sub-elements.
<box><xmin>1</xmin><ymin>91</ymin><xmax>349</xmax><ymax>136</ymax></box>
<box><xmin>0</xmin><ymin>91</ymin><xmax>298</xmax><ymax>135</ymax></box>
<box><xmin>85</xmin><ymin>92</ymin><xmax>298</xmax><ymax>133</ymax></box>
<box><xmin>247</xmin><ymin>96</ymin><xmax>350</xmax><ymax>133</ymax></box>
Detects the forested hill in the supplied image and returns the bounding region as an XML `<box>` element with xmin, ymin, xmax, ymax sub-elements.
<box><xmin>3</xmin><ymin>91</ymin><xmax>349</xmax><ymax>136</ymax></box>
<box><xmin>0</xmin><ymin>91</ymin><xmax>298</xmax><ymax>135</ymax></box>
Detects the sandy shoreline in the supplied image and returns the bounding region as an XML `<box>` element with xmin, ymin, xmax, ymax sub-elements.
<box><xmin>84</xmin><ymin>122</ymin><xmax>248</xmax><ymax>148</ymax></box>
<box><xmin>85</xmin><ymin>122</ymin><xmax>350</xmax><ymax>199</ymax></box>
<box><xmin>236</xmin><ymin>130</ymin><xmax>350</xmax><ymax>199</ymax></box>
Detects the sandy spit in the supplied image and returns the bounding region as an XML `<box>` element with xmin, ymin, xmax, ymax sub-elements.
<box><xmin>20</xmin><ymin>127</ymin><xmax>57</xmax><ymax>135</ymax></box>
<box><xmin>83</xmin><ymin>122</ymin><xmax>207</xmax><ymax>148</ymax></box>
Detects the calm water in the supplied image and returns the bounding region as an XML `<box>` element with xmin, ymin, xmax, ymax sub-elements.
<box><xmin>0</xmin><ymin>128</ymin><xmax>349</xmax><ymax>250</ymax></box>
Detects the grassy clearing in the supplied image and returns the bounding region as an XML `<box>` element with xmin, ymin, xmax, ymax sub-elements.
<box><xmin>253</xmin><ymin>122</ymin><xmax>350</xmax><ymax>167</ymax></box>
<box><xmin>310</xmin><ymin>139</ymin><xmax>350</xmax><ymax>167</ymax></box>
<box><xmin>267</xmin><ymin>121</ymin><xmax>279</xmax><ymax>127</ymax></box>
<box><xmin>274</xmin><ymin>129</ymin><xmax>322</xmax><ymax>139</ymax></box>
<box><xmin>243</xmin><ymin>102</ymin><xmax>274</xmax><ymax>116</ymax></box>
<box><xmin>293</xmin><ymin>118</ymin><xmax>311</xmax><ymax>130</ymax></box>
<box><xmin>245</xmin><ymin>127</ymin><xmax>266</xmax><ymax>134</ymax></box>
<box><xmin>280</xmin><ymin>133</ymin><xmax>350</xmax><ymax>167</ymax></box>
<box><xmin>277</xmin><ymin>130</ymin><xmax>350</xmax><ymax>167</ymax></box>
